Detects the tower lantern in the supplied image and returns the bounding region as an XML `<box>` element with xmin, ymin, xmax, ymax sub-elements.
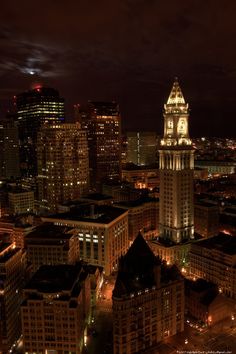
<box><xmin>161</xmin><ymin>78</ymin><xmax>192</xmax><ymax>147</ymax></box>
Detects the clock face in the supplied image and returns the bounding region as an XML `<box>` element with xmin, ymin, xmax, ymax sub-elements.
<box><xmin>178</xmin><ymin>118</ymin><xmax>187</xmax><ymax>135</ymax></box>
<box><xmin>167</xmin><ymin>119</ymin><xmax>173</xmax><ymax>129</ymax></box>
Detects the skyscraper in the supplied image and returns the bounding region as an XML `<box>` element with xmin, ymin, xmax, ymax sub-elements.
<box><xmin>0</xmin><ymin>119</ymin><xmax>20</xmax><ymax>179</ymax></box>
<box><xmin>37</xmin><ymin>123</ymin><xmax>89</xmax><ymax>212</ymax></box>
<box><xmin>150</xmin><ymin>79</ymin><xmax>194</xmax><ymax>267</ymax></box>
<box><xmin>127</xmin><ymin>131</ymin><xmax>158</xmax><ymax>166</ymax></box>
<box><xmin>16</xmin><ymin>86</ymin><xmax>65</xmax><ymax>177</ymax></box>
<box><xmin>80</xmin><ymin>101</ymin><xmax>121</xmax><ymax>191</ymax></box>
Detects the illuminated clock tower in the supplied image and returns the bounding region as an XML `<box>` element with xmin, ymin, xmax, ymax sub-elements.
<box><xmin>159</xmin><ymin>78</ymin><xmax>194</xmax><ymax>244</ymax></box>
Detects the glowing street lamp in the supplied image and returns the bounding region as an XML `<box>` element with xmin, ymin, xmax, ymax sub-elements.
<box><xmin>231</xmin><ymin>314</ymin><xmax>235</xmax><ymax>327</ymax></box>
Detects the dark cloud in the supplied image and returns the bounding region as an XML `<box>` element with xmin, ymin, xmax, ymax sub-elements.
<box><xmin>0</xmin><ymin>0</ymin><xmax>236</xmax><ymax>136</ymax></box>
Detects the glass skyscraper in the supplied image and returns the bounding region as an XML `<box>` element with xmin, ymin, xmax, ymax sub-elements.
<box><xmin>16</xmin><ymin>85</ymin><xmax>65</xmax><ymax>177</ymax></box>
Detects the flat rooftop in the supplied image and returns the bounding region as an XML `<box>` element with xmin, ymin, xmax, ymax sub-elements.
<box><xmin>195</xmin><ymin>201</ymin><xmax>218</xmax><ymax>208</ymax></box>
<box><xmin>116</xmin><ymin>196</ymin><xmax>159</xmax><ymax>208</ymax></box>
<box><xmin>194</xmin><ymin>233</ymin><xmax>236</xmax><ymax>255</ymax></box>
<box><xmin>46</xmin><ymin>205</ymin><xmax>127</xmax><ymax>224</ymax></box>
<box><xmin>151</xmin><ymin>233</ymin><xmax>202</xmax><ymax>248</ymax></box>
<box><xmin>26</xmin><ymin>223</ymin><xmax>73</xmax><ymax>241</ymax></box>
<box><xmin>185</xmin><ymin>278</ymin><xmax>216</xmax><ymax>293</ymax></box>
<box><xmin>122</xmin><ymin>164</ymin><xmax>158</xmax><ymax>171</ymax></box>
<box><xmin>8</xmin><ymin>188</ymin><xmax>33</xmax><ymax>194</ymax></box>
<box><xmin>25</xmin><ymin>264</ymin><xmax>82</xmax><ymax>293</ymax></box>
<box><xmin>81</xmin><ymin>193</ymin><xmax>113</xmax><ymax>201</ymax></box>
<box><xmin>223</xmin><ymin>207</ymin><xmax>236</xmax><ymax>215</ymax></box>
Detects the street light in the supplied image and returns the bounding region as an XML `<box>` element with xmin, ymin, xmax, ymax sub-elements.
<box><xmin>231</xmin><ymin>314</ymin><xmax>235</xmax><ymax>328</ymax></box>
<box><xmin>184</xmin><ymin>338</ymin><xmax>188</xmax><ymax>345</ymax></box>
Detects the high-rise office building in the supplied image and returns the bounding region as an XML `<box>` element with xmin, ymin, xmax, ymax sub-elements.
<box><xmin>126</xmin><ymin>131</ymin><xmax>158</xmax><ymax>166</ymax></box>
<box><xmin>0</xmin><ymin>120</ymin><xmax>20</xmax><ymax>179</ymax></box>
<box><xmin>112</xmin><ymin>233</ymin><xmax>184</xmax><ymax>354</ymax></box>
<box><xmin>80</xmin><ymin>101</ymin><xmax>121</xmax><ymax>190</ymax></box>
<box><xmin>150</xmin><ymin>79</ymin><xmax>195</xmax><ymax>267</ymax></box>
<box><xmin>16</xmin><ymin>86</ymin><xmax>65</xmax><ymax>177</ymax></box>
<box><xmin>37</xmin><ymin>123</ymin><xmax>89</xmax><ymax>212</ymax></box>
<box><xmin>0</xmin><ymin>243</ymin><xmax>27</xmax><ymax>354</ymax></box>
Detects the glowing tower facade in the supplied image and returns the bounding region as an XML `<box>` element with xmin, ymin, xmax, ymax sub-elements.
<box><xmin>159</xmin><ymin>79</ymin><xmax>194</xmax><ymax>244</ymax></box>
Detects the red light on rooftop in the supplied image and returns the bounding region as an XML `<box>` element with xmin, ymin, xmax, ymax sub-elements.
<box><xmin>31</xmin><ymin>81</ymin><xmax>43</xmax><ymax>91</ymax></box>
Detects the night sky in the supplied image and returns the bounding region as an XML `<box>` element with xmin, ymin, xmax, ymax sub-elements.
<box><xmin>0</xmin><ymin>0</ymin><xmax>236</xmax><ymax>137</ymax></box>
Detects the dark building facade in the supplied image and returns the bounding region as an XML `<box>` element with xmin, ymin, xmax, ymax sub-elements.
<box><xmin>80</xmin><ymin>101</ymin><xmax>121</xmax><ymax>191</ymax></box>
<box><xmin>21</xmin><ymin>264</ymin><xmax>91</xmax><ymax>354</ymax></box>
<box><xmin>0</xmin><ymin>243</ymin><xmax>27</xmax><ymax>354</ymax></box>
<box><xmin>126</xmin><ymin>131</ymin><xmax>158</xmax><ymax>166</ymax></box>
<box><xmin>16</xmin><ymin>86</ymin><xmax>65</xmax><ymax>177</ymax></box>
<box><xmin>194</xmin><ymin>201</ymin><xmax>219</xmax><ymax>238</ymax></box>
<box><xmin>0</xmin><ymin>120</ymin><xmax>20</xmax><ymax>179</ymax></box>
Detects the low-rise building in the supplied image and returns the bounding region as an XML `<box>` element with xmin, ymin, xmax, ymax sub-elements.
<box><xmin>113</xmin><ymin>233</ymin><xmax>184</xmax><ymax>354</ymax></box>
<box><xmin>220</xmin><ymin>207</ymin><xmax>236</xmax><ymax>236</ymax></box>
<box><xmin>21</xmin><ymin>264</ymin><xmax>91</xmax><ymax>354</ymax></box>
<box><xmin>122</xmin><ymin>166</ymin><xmax>159</xmax><ymax>190</ymax></box>
<box><xmin>25</xmin><ymin>223</ymin><xmax>79</xmax><ymax>272</ymax></box>
<box><xmin>189</xmin><ymin>233</ymin><xmax>236</xmax><ymax>299</ymax></box>
<box><xmin>42</xmin><ymin>205</ymin><xmax>129</xmax><ymax>275</ymax></box>
<box><xmin>194</xmin><ymin>201</ymin><xmax>219</xmax><ymax>238</ymax></box>
<box><xmin>148</xmin><ymin>237</ymin><xmax>192</xmax><ymax>270</ymax></box>
<box><xmin>12</xmin><ymin>223</ymin><xmax>34</xmax><ymax>249</ymax></box>
<box><xmin>83</xmin><ymin>264</ymin><xmax>103</xmax><ymax>320</ymax></box>
<box><xmin>57</xmin><ymin>194</ymin><xmax>113</xmax><ymax>213</ymax></box>
<box><xmin>194</xmin><ymin>167</ymin><xmax>208</xmax><ymax>180</ymax></box>
<box><xmin>102</xmin><ymin>181</ymin><xmax>145</xmax><ymax>202</ymax></box>
<box><xmin>185</xmin><ymin>278</ymin><xmax>232</xmax><ymax>325</ymax></box>
<box><xmin>116</xmin><ymin>197</ymin><xmax>159</xmax><ymax>241</ymax></box>
<box><xmin>0</xmin><ymin>217</ymin><xmax>15</xmax><ymax>243</ymax></box>
<box><xmin>8</xmin><ymin>188</ymin><xmax>35</xmax><ymax>215</ymax></box>
<box><xmin>194</xmin><ymin>160</ymin><xmax>236</xmax><ymax>176</ymax></box>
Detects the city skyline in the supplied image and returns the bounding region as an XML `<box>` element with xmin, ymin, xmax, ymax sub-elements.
<box><xmin>0</xmin><ymin>2</ymin><xmax>236</xmax><ymax>353</ymax></box>
<box><xmin>0</xmin><ymin>1</ymin><xmax>236</xmax><ymax>137</ymax></box>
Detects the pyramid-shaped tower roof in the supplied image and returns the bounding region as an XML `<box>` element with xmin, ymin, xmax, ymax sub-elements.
<box><xmin>166</xmin><ymin>78</ymin><xmax>186</xmax><ymax>106</ymax></box>
<box><xmin>113</xmin><ymin>233</ymin><xmax>161</xmax><ymax>297</ymax></box>
<box><xmin>164</xmin><ymin>78</ymin><xmax>189</xmax><ymax>114</ymax></box>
